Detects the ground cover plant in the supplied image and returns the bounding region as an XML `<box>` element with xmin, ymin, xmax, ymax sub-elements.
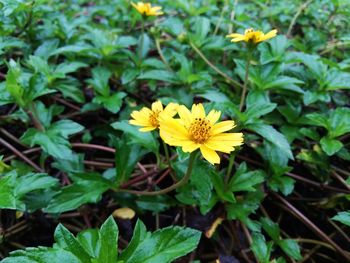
<box><xmin>0</xmin><ymin>0</ymin><xmax>350</xmax><ymax>262</ymax></box>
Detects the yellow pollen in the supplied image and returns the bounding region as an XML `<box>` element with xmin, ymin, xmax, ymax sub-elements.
<box><xmin>188</xmin><ymin>118</ymin><xmax>211</xmax><ymax>143</ymax></box>
<box><xmin>149</xmin><ymin>110</ymin><xmax>160</xmax><ymax>127</ymax></box>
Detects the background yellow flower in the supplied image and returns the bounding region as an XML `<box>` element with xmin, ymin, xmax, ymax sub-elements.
<box><xmin>129</xmin><ymin>100</ymin><xmax>178</xmax><ymax>132</ymax></box>
<box><xmin>226</xmin><ymin>28</ymin><xmax>277</xmax><ymax>44</ymax></box>
<box><xmin>131</xmin><ymin>2</ymin><xmax>163</xmax><ymax>16</ymax></box>
<box><xmin>159</xmin><ymin>104</ymin><xmax>243</xmax><ymax>164</ymax></box>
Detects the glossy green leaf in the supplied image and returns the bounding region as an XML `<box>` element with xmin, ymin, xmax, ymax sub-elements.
<box><xmin>332</xmin><ymin>211</ymin><xmax>350</xmax><ymax>227</ymax></box>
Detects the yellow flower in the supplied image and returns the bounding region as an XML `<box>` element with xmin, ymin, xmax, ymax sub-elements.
<box><xmin>226</xmin><ymin>28</ymin><xmax>277</xmax><ymax>44</ymax></box>
<box><xmin>131</xmin><ymin>2</ymin><xmax>164</xmax><ymax>16</ymax></box>
<box><xmin>159</xmin><ymin>104</ymin><xmax>243</xmax><ymax>164</ymax></box>
<box><xmin>129</xmin><ymin>100</ymin><xmax>178</xmax><ymax>132</ymax></box>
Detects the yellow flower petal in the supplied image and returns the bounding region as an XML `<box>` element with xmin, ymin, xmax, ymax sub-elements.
<box><xmin>178</xmin><ymin>105</ymin><xmax>192</xmax><ymax>127</ymax></box>
<box><xmin>162</xmin><ymin>102</ymin><xmax>179</xmax><ymax>117</ymax></box>
<box><xmin>159</xmin><ymin>103</ymin><xmax>244</xmax><ymax>165</ymax></box>
<box><xmin>200</xmin><ymin>145</ymin><xmax>220</xmax><ymax>164</ymax></box>
<box><xmin>131</xmin><ymin>1</ymin><xmax>163</xmax><ymax>16</ymax></box>
<box><xmin>181</xmin><ymin>141</ymin><xmax>200</xmax><ymax>153</ymax></box>
<box><xmin>211</xmin><ymin>120</ymin><xmax>236</xmax><ymax>135</ymax></box>
<box><xmin>206</xmin><ymin>110</ymin><xmax>221</xmax><ymax>125</ymax></box>
<box><xmin>159</xmin><ymin>118</ymin><xmax>189</xmax><ymax>145</ymax></box>
<box><xmin>129</xmin><ymin>119</ymin><xmax>149</xmax><ymax>126</ymax></box>
<box><xmin>210</xmin><ymin>133</ymin><xmax>244</xmax><ymax>146</ymax></box>
<box><xmin>258</xmin><ymin>29</ymin><xmax>278</xmax><ymax>42</ymax></box>
<box><xmin>205</xmin><ymin>140</ymin><xmax>235</xmax><ymax>153</ymax></box>
<box><xmin>191</xmin><ymin>103</ymin><xmax>206</xmax><ymax>119</ymax></box>
<box><xmin>151</xmin><ymin>100</ymin><xmax>163</xmax><ymax>112</ymax></box>
<box><xmin>227</xmin><ymin>28</ymin><xmax>277</xmax><ymax>44</ymax></box>
<box><xmin>139</xmin><ymin>126</ymin><xmax>157</xmax><ymax>132</ymax></box>
<box><xmin>226</xmin><ymin>33</ymin><xmax>244</xmax><ymax>38</ymax></box>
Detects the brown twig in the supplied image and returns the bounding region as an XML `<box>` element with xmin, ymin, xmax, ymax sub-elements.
<box><xmin>0</xmin><ymin>137</ymin><xmax>43</xmax><ymax>172</ymax></box>
<box><xmin>272</xmin><ymin>192</ymin><xmax>350</xmax><ymax>261</ymax></box>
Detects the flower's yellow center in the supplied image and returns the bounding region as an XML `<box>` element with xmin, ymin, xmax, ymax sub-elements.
<box><xmin>149</xmin><ymin>110</ymin><xmax>160</xmax><ymax>127</ymax></box>
<box><xmin>245</xmin><ymin>29</ymin><xmax>260</xmax><ymax>42</ymax></box>
<box><xmin>188</xmin><ymin>118</ymin><xmax>211</xmax><ymax>143</ymax></box>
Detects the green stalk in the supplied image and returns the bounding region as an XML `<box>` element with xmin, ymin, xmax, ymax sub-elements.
<box><xmin>225</xmin><ymin>152</ymin><xmax>236</xmax><ymax>186</ymax></box>
<box><xmin>239</xmin><ymin>49</ymin><xmax>253</xmax><ymax>112</ymax></box>
<box><xmin>162</xmin><ymin>141</ymin><xmax>177</xmax><ymax>182</ymax></box>
<box><xmin>138</xmin><ymin>18</ymin><xmax>145</xmax><ymax>64</ymax></box>
<box><xmin>117</xmin><ymin>151</ymin><xmax>197</xmax><ymax>196</ymax></box>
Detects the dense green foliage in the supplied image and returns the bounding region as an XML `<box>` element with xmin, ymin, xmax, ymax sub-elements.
<box><xmin>0</xmin><ymin>0</ymin><xmax>350</xmax><ymax>262</ymax></box>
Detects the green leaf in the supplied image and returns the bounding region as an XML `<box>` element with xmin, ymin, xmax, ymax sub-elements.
<box><xmin>320</xmin><ymin>137</ymin><xmax>343</xmax><ymax>156</ymax></box>
<box><xmin>54</xmin><ymin>62</ymin><xmax>87</xmax><ymax>76</ymax></box>
<box><xmin>76</xmin><ymin>229</ymin><xmax>100</xmax><ymax>258</ymax></box>
<box><xmin>268</xmin><ymin>175</ymin><xmax>295</xmax><ymax>196</ymax></box>
<box><xmin>122</xmin><ymin>225</ymin><xmax>201</xmax><ymax>263</ymax></box>
<box><xmin>5</xmin><ymin>60</ymin><xmax>25</xmax><ymax>107</ymax></box>
<box><xmin>114</xmin><ymin>135</ymin><xmax>147</xmax><ymax>187</ymax></box>
<box><xmin>20</xmin><ymin>120</ymin><xmax>83</xmax><ymax>160</ymax></box>
<box><xmin>246</xmin><ymin>123</ymin><xmax>293</xmax><ymax>160</ymax></box>
<box><xmin>174</xmin><ymin>159</ymin><xmax>214</xmax><ymax>211</ymax></box>
<box><xmin>121</xmin><ymin>68</ymin><xmax>139</xmax><ymax>84</ymax></box>
<box><xmin>1</xmin><ymin>247</ymin><xmax>81</xmax><ymax>263</ymax></box>
<box><xmin>332</xmin><ymin>211</ymin><xmax>350</xmax><ymax>227</ymax></box>
<box><xmin>243</xmin><ymin>103</ymin><xmax>277</xmax><ymax>124</ymax></box>
<box><xmin>21</xmin><ymin>128</ymin><xmax>73</xmax><ymax>160</ymax></box>
<box><xmin>45</xmin><ymin>173</ymin><xmax>111</xmax><ymax>213</ymax></box>
<box><xmin>138</xmin><ymin>70</ymin><xmax>180</xmax><ymax>84</ymax></box>
<box><xmin>0</xmin><ymin>171</ymin><xmax>59</xmax><ymax>210</ymax></box>
<box><xmin>278</xmin><ymin>239</ymin><xmax>302</xmax><ymax>260</ymax></box>
<box><xmin>192</xmin><ymin>16</ymin><xmax>211</xmax><ymax>45</ymax></box>
<box><xmin>260</xmin><ymin>217</ymin><xmax>280</xmax><ymax>241</ymax></box>
<box><xmin>111</xmin><ymin>121</ymin><xmax>159</xmax><ymax>153</ymax></box>
<box><xmin>97</xmin><ymin>216</ymin><xmax>119</xmax><ymax>263</ymax></box>
<box><xmin>229</xmin><ymin>163</ymin><xmax>265</xmax><ymax>192</ymax></box>
<box><xmin>49</xmin><ymin>120</ymin><xmax>84</xmax><ymax>138</ymax></box>
<box><xmin>306</xmin><ymin>108</ymin><xmax>350</xmax><ymax>139</ymax></box>
<box><xmin>54</xmin><ymin>224</ymin><xmax>91</xmax><ymax>263</ymax></box>
<box><xmin>329</xmin><ymin>107</ymin><xmax>350</xmax><ymax>138</ymax></box>
<box><xmin>120</xmin><ymin>220</ymin><xmax>148</xmax><ymax>260</ymax></box>
<box><xmin>210</xmin><ymin>170</ymin><xmax>235</xmax><ymax>203</ymax></box>
<box><xmin>93</xmin><ymin>92</ymin><xmax>126</xmax><ymax>113</ymax></box>
<box><xmin>0</xmin><ymin>174</ymin><xmax>17</xmax><ymax>209</ymax></box>
<box><xmin>227</xmin><ymin>191</ymin><xmax>264</xmax><ymax>224</ymax></box>
<box><xmin>325</xmin><ymin>70</ymin><xmax>350</xmax><ymax>90</ymax></box>
<box><xmin>251</xmin><ymin>233</ymin><xmax>273</xmax><ymax>263</ymax></box>
<box><xmin>87</xmin><ymin>67</ymin><xmax>111</xmax><ymax>97</ymax></box>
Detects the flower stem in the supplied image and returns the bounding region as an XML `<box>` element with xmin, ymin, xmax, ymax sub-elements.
<box><xmin>117</xmin><ymin>151</ymin><xmax>197</xmax><ymax>196</ymax></box>
<box><xmin>138</xmin><ymin>18</ymin><xmax>145</xmax><ymax>64</ymax></box>
<box><xmin>239</xmin><ymin>50</ymin><xmax>252</xmax><ymax>112</ymax></box>
<box><xmin>189</xmin><ymin>41</ymin><xmax>243</xmax><ymax>90</ymax></box>
<box><xmin>162</xmin><ymin>141</ymin><xmax>177</xmax><ymax>182</ymax></box>
<box><xmin>155</xmin><ymin>37</ymin><xmax>172</xmax><ymax>71</ymax></box>
<box><xmin>225</xmin><ymin>152</ymin><xmax>236</xmax><ymax>185</ymax></box>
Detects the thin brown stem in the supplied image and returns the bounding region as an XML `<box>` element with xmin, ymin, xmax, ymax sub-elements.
<box><xmin>272</xmin><ymin>192</ymin><xmax>350</xmax><ymax>261</ymax></box>
<box><xmin>116</xmin><ymin>152</ymin><xmax>196</xmax><ymax>196</ymax></box>
<box><xmin>71</xmin><ymin>143</ymin><xmax>115</xmax><ymax>153</ymax></box>
<box><xmin>0</xmin><ymin>137</ymin><xmax>43</xmax><ymax>172</ymax></box>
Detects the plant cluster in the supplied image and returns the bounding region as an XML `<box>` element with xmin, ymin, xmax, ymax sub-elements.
<box><xmin>0</xmin><ymin>0</ymin><xmax>350</xmax><ymax>262</ymax></box>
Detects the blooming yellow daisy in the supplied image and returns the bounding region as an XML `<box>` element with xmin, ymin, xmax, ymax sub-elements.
<box><xmin>226</xmin><ymin>28</ymin><xmax>277</xmax><ymax>44</ymax></box>
<box><xmin>131</xmin><ymin>2</ymin><xmax>164</xmax><ymax>16</ymax></box>
<box><xmin>129</xmin><ymin>100</ymin><xmax>178</xmax><ymax>132</ymax></box>
<box><xmin>159</xmin><ymin>104</ymin><xmax>243</xmax><ymax>164</ymax></box>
